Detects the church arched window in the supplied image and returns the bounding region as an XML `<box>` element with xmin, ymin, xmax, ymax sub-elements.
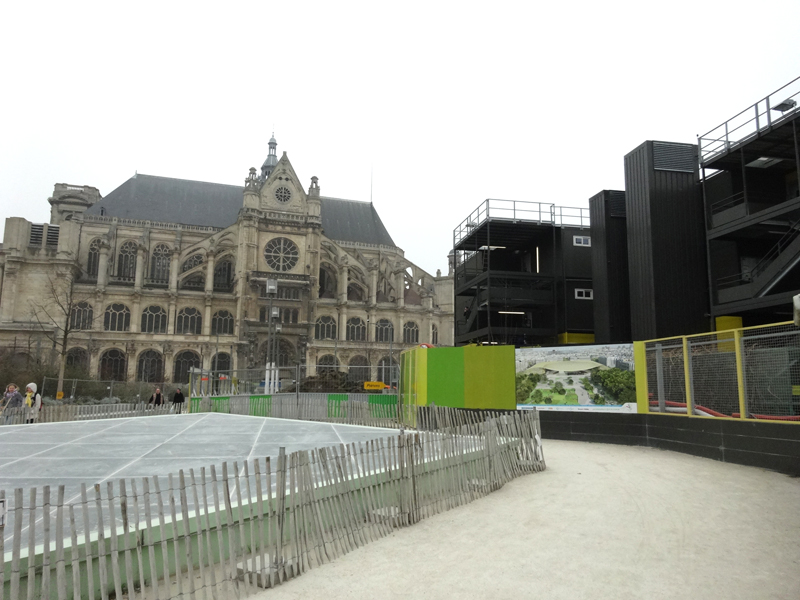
<box><xmin>70</xmin><ymin>302</ymin><xmax>93</xmax><ymax>331</ymax></box>
<box><xmin>176</xmin><ymin>307</ymin><xmax>202</xmax><ymax>335</ymax></box>
<box><xmin>137</xmin><ymin>350</ymin><xmax>164</xmax><ymax>383</ymax></box>
<box><xmin>315</xmin><ymin>316</ymin><xmax>337</xmax><ymax>340</ymax></box>
<box><xmin>319</xmin><ymin>264</ymin><xmax>337</xmax><ymax>298</ymax></box>
<box><xmin>99</xmin><ymin>349</ymin><xmax>127</xmax><ymax>381</ymax></box>
<box><xmin>403</xmin><ymin>321</ymin><xmax>419</xmax><ymax>344</ymax></box>
<box><xmin>141</xmin><ymin>305</ymin><xmax>167</xmax><ymax>334</ymax></box>
<box><xmin>117</xmin><ymin>241</ymin><xmax>138</xmax><ymax>280</ymax></box>
<box><xmin>346</xmin><ymin>317</ymin><xmax>366</xmax><ymax>341</ymax></box>
<box><xmin>211</xmin><ymin>310</ymin><xmax>234</xmax><ymax>335</ymax></box>
<box><xmin>213</xmin><ymin>258</ymin><xmax>234</xmax><ymax>292</ymax></box>
<box><xmin>87</xmin><ymin>238</ymin><xmax>101</xmax><ymax>278</ymax></box>
<box><xmin>149</xmin><ymin>244</ymin><xmax>171</xmax><ymax>283</ymax></box>
<box><xmin>104</xmin><ymin>303</ymin><xmax>131</xmax><ymax>332</ymax></box>
<box><xmin>375</xmin><ymin>319</ymin><xmax>394</xmax><ymax>343</ymax></box>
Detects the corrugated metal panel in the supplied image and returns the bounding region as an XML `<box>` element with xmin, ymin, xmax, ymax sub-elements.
<box><xmin>608</xmin><ymin>191</ymin><xmax>626</xmax><ymax>217</ymax></box>
<box><xmin>590</xmin><ymin>190</ymin><xmax>631</xmax><ymax>343</ymax></box>
<box><xmin>624</xmin><ymin>141</ymin><xmax>708</xmax><ymax>339</ymax></box>
<box><xmin>653</xmin><ymin>141</ymin><xmax>696</xmax><ymax>173</ymax></box>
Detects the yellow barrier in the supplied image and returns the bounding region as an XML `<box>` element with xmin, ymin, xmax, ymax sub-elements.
<box><xmin>635</xmin><ymin>321</ymin><xmax>800</xmax><ymax>422</ymax></box>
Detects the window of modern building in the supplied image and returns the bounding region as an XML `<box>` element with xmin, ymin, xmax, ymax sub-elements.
<box><xmin>403</xmin><ymin>321</ymin><xmax>419</xmax><ymax>344</ymax></box>
<box><xmin>150</xmin><ymin>244</ymin><xmax>171</xmax><ymax>283</ymax></box>
<box><xmin>375</xmin><ymin>319</ymin><xmax>394</xmax><ymax>343</ymax></box>
<box><xmin>99</xmin><ymin>349</ymin><xmax>127</xmax><ymax>381</ymax></box>
<box><xmin>137</xmin><ymin>350</ymin><xmax>164</xmax><ymax>382</ymax></box>
<box><xmin>315</xmin><ymin>315</ymin><xmax>337</xmax><ymax>340</ymax></box>
<box><xmin>575</xmin><ymin>288</ymin><xmax>593</xmax><ymax>300</ymax></box>
<box><xmin>104</xmin><ymin>303</ymin><xmax>131</xmax><ymax>331</ymax></box>
<box><xmin>573</xmin><ymin>235</ymin><xmax>591</xmax><ymax>247</ymax></box>
<box><xmin>117</xmin><ymin>241</ymin><xmax>138</xmax><ymax>280</ymax></box>
<box><xmin>87</xmin><ymin>238</ymin><xmax>101</xmax><ymax>277</ymax></box>
<box><xmin>70</xmin><ymin>302</ymin><xmax>93</xmax><ymax>331</ymax></box>
<box><xmin>346</xmin><ymin>317</ymin><xmax>367</xmax><ymax>341</ymax></box>
<box><xmin>176</xmin><ymin>307</ymin><xmax>202</xmax><ymax>334</ymax></box>
<box><xmin>141</xmin><ymin>305</ymin><xmax>168</xmax><ymax>334</ymax></box>
<box><xmin>211</xmin><ymin>310</ymin><xmax>234</xmax><ymax>335</ymax></box>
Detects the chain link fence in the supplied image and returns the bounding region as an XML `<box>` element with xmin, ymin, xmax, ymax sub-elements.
<box><xmin>641</xmin><ymin>321</ymin><xmax>800</xmax><ymax>420</ymax></box>
<box><xmin>40</xmin><ymin>377</ymin><xmax>183</xmax><ymax>404</ymax></box>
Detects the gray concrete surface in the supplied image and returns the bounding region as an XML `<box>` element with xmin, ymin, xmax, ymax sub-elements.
<box><xmin>255</xmin><ymin>440</ymin><xmax>800</xmax><ymax>600</ymax></box>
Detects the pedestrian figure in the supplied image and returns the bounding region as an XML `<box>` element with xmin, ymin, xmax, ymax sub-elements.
<box><xmin>24</xmin><ymin>383</ymin><xmax>42</xmax><ymax>424</ymax></box>
<box><xmin>172</xmin><ymin>388</ymin><xmax>185</xmax><ymax>414</ymax></box>
<box><xmin>2</xmin><ymin>384</ymin><xmax>24</xmax><ymax>425</ymax></box>
<box><xmin>148</xmin><ymin>387</ymin><xmax>164</xmax><ymax>408</ymax></box>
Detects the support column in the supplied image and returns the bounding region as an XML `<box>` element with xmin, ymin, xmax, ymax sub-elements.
<box><xmin>131</xmin><ymin>293</ymin><xmax>141</xmax><ymax>333</ymax></box>
<box><xmin>134</xmin><ymin>246</ymin><xmax>145</xmax><ymax>290</ymax></box>
<box><xmin>126</xmin><ymin>342</ymin><xmax>137</xmax><ymax>382</ymax></box>
<box><xmin>369</xmin><ymin>268</ymin><xmax>377</xmax><ymax>306</ymax></box>
<box><xmin>395</xmin><ymin>270</ymin><xmax>405</xmax><ymax>308</ymax></box>
<box><xmin>0</xmin><ymin>263</ymin><xmax>18</xmax><ymax>323</ymax></box>
<box><xmin>205</xmin><ymin>250</ymin><xmax>216</xmax><ymax>293</ymax></box>
<box><xmin>367</xmin><ymin>309</ymin><xmax>375</xmax><ymax>342</ymax></box>
<box><xmin>338</xmin><ymin>305</ymin><xmax>347</xmax><ymax>341</ymax></box>
<box><xmin>169</xmin><ymin>250</ymin><xmax>179</xmax><ymax>293</ymax></box>
<box><xmin>97</xmin><ymin>244</ymin><xmax>110</xmax><ymax>289</ymax></box>
<box><xmin>168</xmin><ymin>297</ymin><xmax>177</xmax><ymax>334</ymax></box>
<box><xmin>203</xmin><ymin>296</ymin><xmax>212</xmax><ymax>336</ymax></box>
<box><xmin>339</xmin><ymin>266</ymin><xmax>349</xmax><ymax>304</ymax></box>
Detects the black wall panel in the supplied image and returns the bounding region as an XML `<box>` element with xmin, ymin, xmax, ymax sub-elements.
<box><xmin>538</xmin><ymin>411</ymin><xmax>800</xmax><ymax>476</ymax></box>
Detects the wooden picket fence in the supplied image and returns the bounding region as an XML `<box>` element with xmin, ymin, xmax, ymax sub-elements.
<box><xmin>0</xmin><ymin>403</ymin><xmax>176</xmax><ymax>426</ymax></box>
<box><xmin>0</xmin><ymin>409</ymin><xmax>544</xmax><ymax>599</ymax></box>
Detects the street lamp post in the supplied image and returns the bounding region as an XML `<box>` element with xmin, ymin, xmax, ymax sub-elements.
<box><xmin>264</xmin><ymin>279</ymin><xmax>278</xmax><ymax>394</ymax></box>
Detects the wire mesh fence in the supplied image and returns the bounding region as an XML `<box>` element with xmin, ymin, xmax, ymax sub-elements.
<box><xmin>40</xmin><ymin>377</ymin><xmax>184</xmax><ymax>405</ymax></box>
<box><xmin>642</xmin><ymin>321</ymin><xmax>800</xmax><ymax>420</ymax></box>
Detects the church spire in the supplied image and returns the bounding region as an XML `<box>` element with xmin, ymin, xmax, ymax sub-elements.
<box><xmin>261</xmin><ymin>133</ymin><xmax>278</xmax><ymax>181</ymax></box>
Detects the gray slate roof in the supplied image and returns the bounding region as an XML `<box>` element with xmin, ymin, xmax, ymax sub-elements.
<box><xmin>86</xmin><ymin>174</ymin><xmax>396</xmax><ymax>247</ymax></box>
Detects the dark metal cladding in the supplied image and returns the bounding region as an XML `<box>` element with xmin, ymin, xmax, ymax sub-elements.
<box><xmin>624</xmin><ymin>141</ymin><xmax>709</xmax><ymax>339</ymax></box>
<box><xmin>589</xmin><ymin>190</ymin><xmax>631</xmax><ymax>343</ymax></box>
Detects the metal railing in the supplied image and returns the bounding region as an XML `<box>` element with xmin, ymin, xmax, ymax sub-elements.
<box><xmin>699</xmin><ymin>76</ymin><xmax>800</xmax><ymax>165</ymax></box>
<box><xmin>638</xmin><ymin>322</ymin><xmax>800</xmax><ymax>420</ymax></box>
<box><xmin>716</xmin><ymin>216</ymin><xmax>800</xmax><ymax>289</ymax></box>
<box><xmin>454</xmin><ymin>199</ymin><xmax>590</xmax><ymax>246</ymax></box>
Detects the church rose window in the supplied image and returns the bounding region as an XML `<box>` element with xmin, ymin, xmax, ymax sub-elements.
<box><xmin>275</xmin><ymin>187</ymin><xmax>292</xmax><ymax>203</ymax></box>
<box><xmin>264</xmin><ymin>238</ymin><xmax>299</xmax><ymax>272</ymax></box>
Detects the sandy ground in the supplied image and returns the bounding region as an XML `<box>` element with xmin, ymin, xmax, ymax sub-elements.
<box><xmin>251</xmin><ymin>440</ymin><xmax>800</xmax><ymax>600</ymax></box>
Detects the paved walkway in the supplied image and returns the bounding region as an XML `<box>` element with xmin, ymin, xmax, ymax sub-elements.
<box><xmin>255</xmin><ymin>440</ymin><xmax>800</xmax><ymax>600</ymax></box>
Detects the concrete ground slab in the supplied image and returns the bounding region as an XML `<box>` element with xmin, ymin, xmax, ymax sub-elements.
<box><xmin>255</xmin><ymin>440</ymin><xmax>800</xmax><ymax>600</ymax></box>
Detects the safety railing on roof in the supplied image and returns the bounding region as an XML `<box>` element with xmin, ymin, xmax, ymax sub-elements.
<box><xmin>699</xmin><ymin>76</ymin><xmax>800</xmax><ymax>166</ymax></box>
<box><xmin>83</xmin><ymin>214</ymin><xmax>223</xmax><ymax>233</ymax></box>
<box><xmin>453</xmin><ymin>199</ymin><xmax>590</xmax><ymax>246</ymax></box>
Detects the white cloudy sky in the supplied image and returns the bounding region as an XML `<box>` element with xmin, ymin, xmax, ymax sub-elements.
<box><xmin>1</xmin><ymin>1</ymin><xmax>798</xmax><ymax>275</ymax></box>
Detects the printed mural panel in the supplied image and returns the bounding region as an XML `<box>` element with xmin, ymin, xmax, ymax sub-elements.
<box><xmin>515</xmin><ymin>344</ymin><xmax>635</xmax><ymax>409</ymax></box>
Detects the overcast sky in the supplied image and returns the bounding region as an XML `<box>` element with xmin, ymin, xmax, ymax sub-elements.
<box><xmin>1</xmin><ymin>1</ymin><xmax>798</xmax><ymax>275</ymax></box>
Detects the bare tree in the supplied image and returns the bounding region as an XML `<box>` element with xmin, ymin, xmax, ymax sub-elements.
<box><xmin>30</xmin><ymin>268</ymin><xmax>89</xmax><ymax>397</ymax></box>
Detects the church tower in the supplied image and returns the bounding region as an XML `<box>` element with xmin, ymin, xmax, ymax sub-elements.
<box><xmin>260</xmin><ymin>134</ymin><xmax>279</xmax><ymax>181</ymax></box>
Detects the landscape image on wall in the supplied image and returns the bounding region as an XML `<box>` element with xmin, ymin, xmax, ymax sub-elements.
<box><xmin>515</xmin><ymin>344</ymin><xmax>635</xmax><ymax>407</ymax></box>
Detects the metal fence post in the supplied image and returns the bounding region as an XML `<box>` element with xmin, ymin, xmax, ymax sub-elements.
<box><xmin>682</xmin><ymin>338</ymin><xmax>694</xmax><ymax>417</ymax></box>
<box><xmin>734</xmin><ymin>329</ymin><xmax>747</xmax><ymax>419</ymax></box>
<box><xmin>655</xmin><ymin>343</ymin><xmax>666</xmax><ymax>413</ymax></box>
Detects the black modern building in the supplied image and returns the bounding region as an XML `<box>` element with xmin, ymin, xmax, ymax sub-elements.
<box><xmin>699</xmin><ymin>77</ymin><xmax>800</xmax><ymax>327</ymax></box>
<box><xmin>452</xmin><ymin>200</ymin><xmax>593</xmax><ymax>346</ymax></box>
<box><xmin>588</xmin><ymin>190</ymin><xmax>631</xmax><ymax>343</ymax></box>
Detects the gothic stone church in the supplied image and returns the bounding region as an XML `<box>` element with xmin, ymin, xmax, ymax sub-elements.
<box><xmin>0</xmin><ymin>138</ymin><xmax>454</xmax><ymax>386</ymax></box>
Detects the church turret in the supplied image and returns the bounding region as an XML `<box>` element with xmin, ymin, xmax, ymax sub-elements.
<box><xmin>260</xmin><ymin>134</ymin><xmax>278</xmax><ymax>181</ymax></box>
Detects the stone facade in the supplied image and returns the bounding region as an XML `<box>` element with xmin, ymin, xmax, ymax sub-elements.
<box><xmin>0</xmin><ymin>145</ymin><xmax>454</xmax><ymax>385</ymax></box>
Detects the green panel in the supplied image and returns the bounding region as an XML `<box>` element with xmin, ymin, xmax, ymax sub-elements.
<box><xmin>328</xmin><ymin>393</ymin><xmax>348</xmax><ymax>418</ymax></box>
<box><xmin>212</xmin><ymin>397</ymin><xmax>231</xmax><ymax>413</ymax></box>
<box><xmin>426</xmin><ymin>347</ymin><xmax>465</xmax><ymax>407</ymax></box>
<box><xmin>464</xmin><ymin>345</ymin><xmax>516</xmax><ymax>409</ymax></box>
<box><xmin>249</xmin><ymin>395</ymin><xmax>271</xmax><ymax>416</ymax></box>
